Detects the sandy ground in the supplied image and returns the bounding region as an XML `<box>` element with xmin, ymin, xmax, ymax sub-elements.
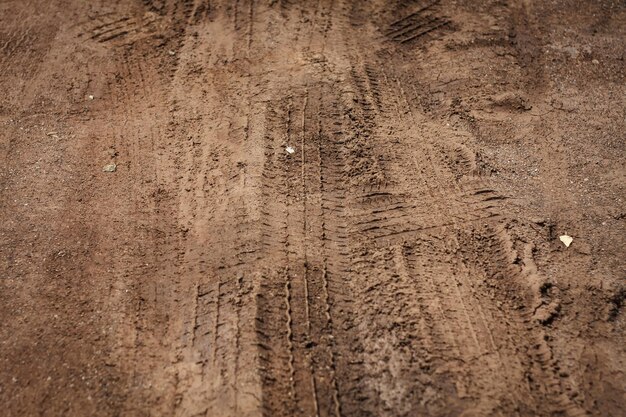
<box><xmin>1</xmin><ymin>1</ymin><xmax>625</xmax><ymax>416</ymax></box>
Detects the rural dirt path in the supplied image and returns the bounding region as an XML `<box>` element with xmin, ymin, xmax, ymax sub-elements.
<box><xmin>1</xmin><ymin>1</ymin><xmax>625</xmax><ymax>416</ymax></box>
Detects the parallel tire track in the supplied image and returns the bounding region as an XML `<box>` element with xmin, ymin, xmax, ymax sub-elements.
<box><xmin>6</xmin><ymin>1</ymin><xmax>613</xmax><ymax>417</ymax></box>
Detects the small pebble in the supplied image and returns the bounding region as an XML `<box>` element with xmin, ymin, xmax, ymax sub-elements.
<box><xmin>103</xmin><ymin>163</ymin><xmax>117</xmax><ymax>172</ymax></box>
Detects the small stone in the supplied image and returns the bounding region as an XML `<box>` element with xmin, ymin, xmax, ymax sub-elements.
<box><xmin>592</xmin><ymin>59</ymin><xmax>599</xmax><ymax>65</ymax></box>
<box><xmin>88</xmin><ymin>95</ymin><xmax>94</xmax><ymax>100</ymax></box>
<box><xmin>285</xmin><ymin>146</ymin><xmax>295</xmax><ymax>154</ymax></box>
<box><xmin>559</xmin><ymin>235</ymin><xmax>573</xmax><ymax>248</ymax></box>
<box><xmin>103</xmin><ymin>163</ymin><xmax>117</xmax><ymax>172</ymax></box>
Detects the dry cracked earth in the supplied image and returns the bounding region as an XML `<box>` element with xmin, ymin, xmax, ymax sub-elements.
<box><xmin>1</xmin><ymin>1</ymin><xmax>625</xmax><ymax>416</ymax></box>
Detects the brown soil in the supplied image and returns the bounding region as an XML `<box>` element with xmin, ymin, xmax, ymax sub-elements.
<box><xmin>1</xmin><ymin>1</ymin><xmax>625</xmax><ymax>416</ymax></box>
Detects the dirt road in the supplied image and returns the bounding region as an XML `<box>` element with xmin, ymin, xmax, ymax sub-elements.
<box><xmin>1</xmin><ymin>1</ymin><xmax>625</xmax><ymax>416</ymax></box>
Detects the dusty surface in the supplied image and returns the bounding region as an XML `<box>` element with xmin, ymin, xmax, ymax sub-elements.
<box><xmin>1</xmin><ymin>1</ymin><xmax>625</xmax><ymax>416</ymax></box>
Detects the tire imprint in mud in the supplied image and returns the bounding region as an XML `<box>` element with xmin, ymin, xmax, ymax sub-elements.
<box><xmin>253</xmin><ymin>6</ymin><xmax>354</xmax><ymax>412</ymax></box>
<box><xmin>121</xmin><ymin>0</ymin><xmax>595</xmax><ymax>414</ymax></box>
<box><xmin>159</xmin><ymin>0</ymin><xmax>592</xmax><ymax>414</ymax></box>
<box><xmin>2</xmin><ymin>1</ymin><xmax>624</xmax><ymax>417</ymax></box>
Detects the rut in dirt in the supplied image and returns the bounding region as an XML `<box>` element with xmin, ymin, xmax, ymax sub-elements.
<box><xmin>140</xmin><ymin>1</ymin><xmax>589</xmax><ymax>416</ymax></box>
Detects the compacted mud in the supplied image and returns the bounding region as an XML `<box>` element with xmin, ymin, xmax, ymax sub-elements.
<box><xmin>1</xmin><ymin>1</ymin><xmax>625</xmax><ymax>416</ymax></box>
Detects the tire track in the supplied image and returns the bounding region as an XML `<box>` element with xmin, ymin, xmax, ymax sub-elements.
<box><xmin>127</xmin><ymin>3</ymin><xmax>266</xmax><ymax>414</ymax></box>
<box><xmin>335</xmin><ymin>11</ymin><xmax>589</xmax><ymax>412</ymax></box>
<box><xmin>2</xmin><ymin>1</ymin><xmax>623</xmax><ymax>417</ymax></box>
<box><xmin>314</xmin><ymin>90</ymin><xmax>368</xmax><ymax>417</ymax></box>
<box><xmin>256</xmin><ymin>98</ymin><xmax>296</xmax><ymax>416</ymax></box>
<box><xmin>255</xmin><ymin>95</ymin><xmax>314</xmax><ymax>416</ymax></box>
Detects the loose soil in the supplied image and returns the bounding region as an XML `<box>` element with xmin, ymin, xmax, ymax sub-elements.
<box><xmin>1</xmin><ymin>1</ymin><xmax>625</xmax><ymax>416</ymax></box>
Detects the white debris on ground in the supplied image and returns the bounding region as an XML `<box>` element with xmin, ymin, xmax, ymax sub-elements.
<box><xmin>559</xmin><ymin>235</ymin><xmax>573</xmax><ymax>248</ymax></box>
<box><xmin>285</xmin><ymin>146</ymin><xmax>295</xmax><ymax>154</ymax></box>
